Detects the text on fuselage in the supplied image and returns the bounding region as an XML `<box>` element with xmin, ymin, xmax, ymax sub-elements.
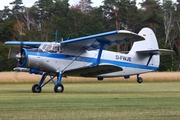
<box><xmin>116</xmin><ymin>55</ymin><xmax>131</xmax><ymax>62</ymax></box>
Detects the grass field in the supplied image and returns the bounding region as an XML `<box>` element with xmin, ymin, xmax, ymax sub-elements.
<box><xmin>0</xmin><ymin>72</ymin><xmax>180</xmax><ymax>120</ymax></box>
<box><xmin>0</xmin><ymin>82</ymin><xmax>180</xmax><ymax>120</ymax></box>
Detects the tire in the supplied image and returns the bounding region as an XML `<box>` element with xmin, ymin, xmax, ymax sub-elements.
<box><xmin>137</xmin><ymin>77</ymin><xmax>143</xmax><ymax>83</ymax></box>
<box><xmin>32</xmin><ymin>84</ymin><xmax>41</xmax><ymax>93</ymax></box>
<box><xmin>54</xmin><ymin>84</ymin><xmax>64</xmax><ymax>93</ymax></box>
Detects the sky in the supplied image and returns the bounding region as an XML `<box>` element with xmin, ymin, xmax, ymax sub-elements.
<box><xmin>0</xmin><ymin>0</ymin><xmax>104</xmax><ymax>10</ymax></box>
<box><xmin>0</xmin><ymin>0</ymin><xmax>177</xmax><ymax>10</ymax></box>
<box><xmin>0</xmin><ymin>0</ymin><xmax>138</xmax><ymax>10</ymax></box>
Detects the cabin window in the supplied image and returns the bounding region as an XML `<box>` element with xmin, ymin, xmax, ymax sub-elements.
<box><xmin>46</xmin><ymin>44</ymin><xmax>52</xmax><ymax>52</ymax></box>
<box><xmin>39</xmin><ymin>42</ymin><xmax>62</xmax><ymax>53</ymax></box>
<box><xmin>42</xmin><ymin>44</ymin><xmax>48</xmax><ymax>50</ymax></box>
<box><xmin>51</xmin><ymin>44</ymin><xmax>59</xmax><ymax>53</ymax></box>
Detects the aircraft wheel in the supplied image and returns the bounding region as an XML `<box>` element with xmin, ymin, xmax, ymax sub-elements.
<box><xmin>137</xmin><ymin>77</ymin><xmax>143</xmax><ymax>83</ymax></box>
<box><xmin>32</xmin><ymin>84</ymin><xmax>41</xmax><ymax>93</ymax></box>
<box><xmin>54</xmin><ymin>84</ymin><xmax>64</xmax><ymax>93</ymax></box>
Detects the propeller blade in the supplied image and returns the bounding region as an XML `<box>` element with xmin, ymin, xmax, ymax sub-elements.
<box><xmin>8</xmin><ymin>48</ymin><xmax>19</xmax><ymax>59</ymax></box>
<box><xmin>20</xmin><ymin>32</ymin><xmax>25</xmax><ymax>55</ymax></box>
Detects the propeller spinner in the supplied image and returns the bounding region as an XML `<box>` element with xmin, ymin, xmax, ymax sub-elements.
<box><xmin>16</xmin><ymin>48</ymin><xmax>28</xmax><ymax>67</ymax></box>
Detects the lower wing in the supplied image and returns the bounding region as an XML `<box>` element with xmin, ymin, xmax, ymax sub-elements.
<box><xmin>64</xmin><ymin>65</ymin><xmax>123</xmax><ymax>77</ymax></box>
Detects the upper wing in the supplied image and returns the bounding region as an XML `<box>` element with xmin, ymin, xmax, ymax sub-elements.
<box><xmin>5</xmin><ymin>30</ymin><xmax>144</xmax><ymax>50</ymax></box>
<box><xmin>61</xmin><ymin>30</ymin><xmax>145</xmax><ymax>51</ymax></box>
<box><xmin>137</xmin><ymin>49</ymin><xmax>175</xmax><ymax>55</ymax></box>
<box><xmin>4</xmin><ymin>41</ymin><xmax>44</xmax><ymax>48</ymax></box>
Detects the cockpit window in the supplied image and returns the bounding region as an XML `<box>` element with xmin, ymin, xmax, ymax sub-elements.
<box><xmin>46</xmin><ymin>44</ymin><xmax>52</xmax><ymax>52</ymax></box>
<box><xmin>39</xmin><ymin>42</ymin><xmax>61</xmax><ymax>53</ymax></box>
<box><xmin>41</xmin><ymin>44</ymin><xmax>48</xmax><ymax>50</ymax></box>
<box><xmin>52</xmin><ymin>45</ymin><xmax>59</xmax><ymax>52</ymax></box>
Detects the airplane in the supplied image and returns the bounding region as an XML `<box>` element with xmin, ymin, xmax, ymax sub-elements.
<box><xmin>4</xmin><ymin>27</ymin><xmax>174</xmax><ymax>93</ymax></box>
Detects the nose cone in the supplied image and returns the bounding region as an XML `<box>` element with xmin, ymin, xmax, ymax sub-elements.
<box><xmin>16</xmin><ymin>53</ymin><xmax>21</xmax><ymax>60</ymax></box>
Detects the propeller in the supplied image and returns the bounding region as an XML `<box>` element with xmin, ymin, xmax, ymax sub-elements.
<box><xmin>13</xmin><ymin>32</ymin><xmax>24</xmax><ymax>79</ymax></box>
<box><xmin>1</xmin><ymin>32</ymin><xmax>27</xmax><ymax>79</ymax></box>
<box><xmin>8</xmin><ymin>47</ymin><xmax>19</xmax><ymax>59</ymax></box>
<box><xmin>16</xmin><ymin>32</ymin><xmax>26</xmax><ymax>64</ymax></box>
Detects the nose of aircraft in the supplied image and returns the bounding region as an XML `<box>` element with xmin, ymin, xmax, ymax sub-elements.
<box><xmin>16</xmin><ymin>48</ymin><xmax>28</xmax><ymax>67</ymax></box>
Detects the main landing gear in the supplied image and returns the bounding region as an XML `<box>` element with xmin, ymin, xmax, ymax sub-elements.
<box><xmin>31</xmin><ymin>72</ymin><xmax>64</xmax><ymax>93</ymax></box>
<box><xmin>137</xmin><ymin>74</ymin><xmax>143</xmax><ymax>83</ymax></box>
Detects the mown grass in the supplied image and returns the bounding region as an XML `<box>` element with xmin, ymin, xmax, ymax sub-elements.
<box><xmin>0</xmin><ymin>82</ymin><xmax>180</xmax><ymax>120</ymax></box>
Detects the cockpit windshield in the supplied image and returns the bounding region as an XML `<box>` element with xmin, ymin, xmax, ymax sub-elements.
<box><xmin>39</xmin><ymin>42</ymin><xmax>61</xmax><ymax>53</ymax></box>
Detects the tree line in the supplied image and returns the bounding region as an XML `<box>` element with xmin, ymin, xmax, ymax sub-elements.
<box><xmin>0</xmin><ymin>0</ymin><xmax>180</xmax><ymax>71</ymax></box>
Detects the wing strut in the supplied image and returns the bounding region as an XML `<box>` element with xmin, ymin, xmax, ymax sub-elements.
<box><xmin>146</xmin><ymin>53</ymin><xmax>156</xmax><ymax>66</ymax></box>
<box><xmin>94</xmin><ymin>40</ymin><xmax>110</xmax><ymax>66</ymax></box>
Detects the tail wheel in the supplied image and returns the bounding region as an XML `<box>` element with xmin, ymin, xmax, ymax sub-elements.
<box><xmin>137</xmin><ymin>77</ymin><xmax>143</xmax><ymax>83</ymax></box>
<box><xmin>32</xmin><ymin>84</ymin><xmax>42</xmax><ymax>93</ymax></box>
<box><xmin>54</xmin><ymin>84</ymin><xmax>64</xmax><ymax>93</ymax></box>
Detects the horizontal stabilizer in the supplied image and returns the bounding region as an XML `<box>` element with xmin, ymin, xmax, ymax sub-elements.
<box><xmin>64</xmin><ymin>65</ymin><xmax>123</xmax><ymax>77</ymax></box>
<box><xmin>137</xmin><ymin>49</ymin><xmax>175</xmax><ymax>55</ymax></box>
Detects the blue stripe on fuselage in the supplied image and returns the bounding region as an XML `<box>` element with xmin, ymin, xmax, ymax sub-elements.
<box><xmin>28</xmin><ymin>51</ymin><xmax>158</xmax><ymax>71</ymax></box>
<box><xmin>101</xmin><ymin>59</ymin><xmax>157</xmax><ymax>70</ymax></box>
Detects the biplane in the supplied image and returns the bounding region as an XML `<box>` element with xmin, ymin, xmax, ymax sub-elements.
<box><xmin>4</xmin><ymin>27</ymin><xmax>174</xmax><ymax>93</ymax></box>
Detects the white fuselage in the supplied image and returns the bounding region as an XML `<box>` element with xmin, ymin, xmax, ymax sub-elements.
<box><xmin>22</xmin><ymin>27</ymin><xmax>160</xmax><ymax>78</ymax></box>
<box><xmin>27</xmin><ymin>49</ymin><xmax>159</xmax><ymax>77</ymax></box>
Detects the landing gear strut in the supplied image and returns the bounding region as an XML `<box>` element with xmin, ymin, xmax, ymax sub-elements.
<box><xmin>31</xmin><ymin>72</ymin><xmax>64</xmax><ymax>93</ymax></box>
<box><xmin>137</xmin><ymin>74</ymin><xmax>143</xmax><ymax>83</ymax></box>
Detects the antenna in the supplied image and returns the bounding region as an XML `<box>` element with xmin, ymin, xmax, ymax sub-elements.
<box><xmin>55</xmin><ymin>30</ymin><xmax>58</xmax><ymax>42</ymax></box>
<box><xmin>67</xmin><ymin>36</ymin><xmax>70</xmax><ymax>40</ymax></box>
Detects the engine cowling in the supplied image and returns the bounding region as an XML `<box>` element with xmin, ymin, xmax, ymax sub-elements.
<box><xmin>16</xmin><ymin>48</ymin><xmax>28</xmax><ymax>67</ymax></box>
<box><xmin>16</xmin><ymin>48</ymin><xmax>42</xmax><ymax>70</ymax></box>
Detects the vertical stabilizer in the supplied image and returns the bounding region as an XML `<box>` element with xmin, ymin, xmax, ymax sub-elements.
<box><xmin>129</xmin><ymin>27</ymin><xmax>160</xmax><ymax>68</ymax></box>
<box><xmin>130</xmin><ymin>27</ymin><xmax>159</xmax><ymax>52</ymax></box>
